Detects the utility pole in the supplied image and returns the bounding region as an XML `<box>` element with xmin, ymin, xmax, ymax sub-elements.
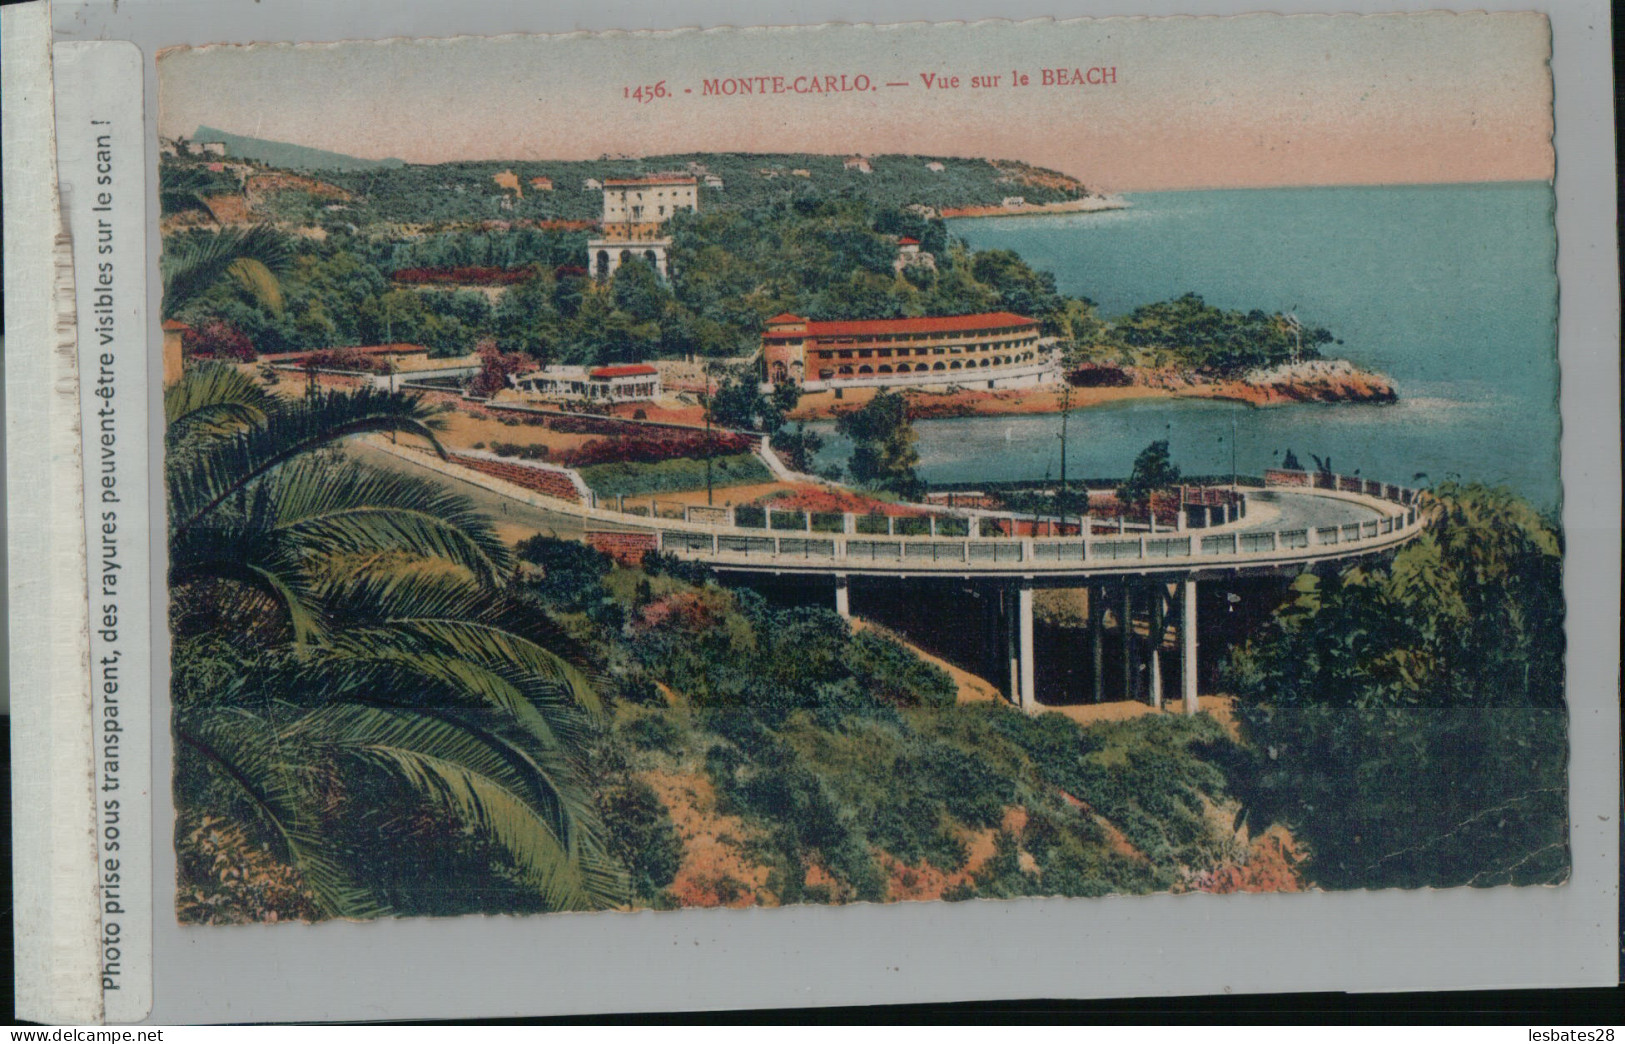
<box><xmin>1057</xmin><ymin>381</ymin><xmax>1071</xmax><ymax>532</ymax></box>
<box><xmin>1231</xmin><ymin>412</ymin><xmax>1238</xmax><ymax>490</ymax></box>
<box><xmin>703</xmin><ymin>361</ymin><xmax>715</xmax><ymax>506</ymax></box>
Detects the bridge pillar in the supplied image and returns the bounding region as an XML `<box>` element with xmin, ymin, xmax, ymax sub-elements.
<box><xmin>1148</xmin><ymin>582</ymin><xmax>1165</xmax><ymax>710</ymax></box>
<box><xmin>1017</xmin><ymin>579</ymin><xmax>1036</xmax><ymax>714</ymax></box>
<box><xmin>1180</xmin><ymin>577</ymin><xmax>1199</xmax><ymax>715</ymax></box>
<box><xmin>834</xmin><ymin>574</ymin><xmax>851</xmax><ymax>619</ymax></box>
<box><xmin>1120</xmin><ymin>582</ymin><xmax>1135</xmax><ymax>701</ymax></box>
<box><xmin>1003</xmin><ymin>585</ymin><xmax>1020</xmax><ymax>707</ymax></box>
<box><xmin>1090</xmin><ymin>585</ymin><xmax>1105</xmax><ymax>703</ymax></box>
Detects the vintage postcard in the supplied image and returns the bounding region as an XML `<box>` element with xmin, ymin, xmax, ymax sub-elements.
<box><xmin>153</xmin><ymin>12</ymin><xmax>1568</xmax><ymax>923</ymax></box>
<box><xmin>9</xmin><ymin>0</ymin><xmax>1620</xmax><ymax>1024</ymax></box>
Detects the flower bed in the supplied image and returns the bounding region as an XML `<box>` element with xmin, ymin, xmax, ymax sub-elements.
<box><xmin>559</xmin><ymin>429</ymin><xmax>755</xmax><ymax>468</ymax></box>
<box><xmin>577</xmin><ymin>452</ymin><xmax>771</xmax><ymax>498</ymax></box>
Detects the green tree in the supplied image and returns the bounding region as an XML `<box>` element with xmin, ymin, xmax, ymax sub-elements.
<box><xmin>1223</xmin><ymin>483</ymin><xmax>1568</xmax><ymax>889</ymax></box>
<box><xmin>836</xmin><ymin>389</ymin><xmax>921</xmax><ymax>496</ymax></box>
<box><xmin>1116</xmin><ymin>440</ymin><xmax>1180</xmax><ymax>507</ymax></box>
<box><xmin>167</xmin><ymin>365</ymin><xmax>620</xmax><ymax>919</ymax></box>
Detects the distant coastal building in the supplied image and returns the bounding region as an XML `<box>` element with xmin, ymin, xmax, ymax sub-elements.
<box><xmin>925</xmin><ymin>161</ymin><xmax>946</xmax><ymax>172</ymax></box>
<box><xmin>513</xmin><ymin>363</ymin><xmax>662</xmax><ymax>402</ymax></box>
<box><xmin>893</xmin><ymin>237</ymin><xmax>936</xmax><ymax>274</ymax></box>
<box><xmin>582</xmin><ymin>177</ymin><xmax>603</xmax><ymax>192</ymax></box>
<box><xmin>790</xmin><ymin>168</ymin><xmax>811</xmax><ymax>178</ymax></box>
<box><xmin>528</xmin><ymin>176</ymin><xmax>554</xmax><ymax>191</ymax></box>
<box><xmin>703</xmin><ymin>174</ymin><xmax>724</xmax><ymax>189</ymax></box>
<box><xmin>843</xmin><ymin>156</ymin><xmax>872</xmax><ymax>173</ymax></box>
<box><xmin>587</xmin><ymin>175</ymin><xmax>697</xmax><ymax>281</ymax></box>
<box><xmin>1002</xmin><ymin>196</ymin><xmax>1027</xmax><ymax>208</ymax></box>
<box><xmin>762</xmin><ymin>311</ymin><xmax>1051</xmax><ymax>392</ymax></box>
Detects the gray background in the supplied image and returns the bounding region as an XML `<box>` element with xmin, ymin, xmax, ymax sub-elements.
<box><xmin>38</xmin><ymin>0</ymin><xmax>1620</xmax><ymax>1022</ymax></box>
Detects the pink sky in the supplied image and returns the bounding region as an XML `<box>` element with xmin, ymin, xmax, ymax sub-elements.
<box><xmin>159</xmin><ymin>13</ymin><xmax>1553</xmax><ymax>191</ymax></box>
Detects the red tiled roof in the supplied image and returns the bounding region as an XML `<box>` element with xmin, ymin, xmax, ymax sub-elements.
<box><xmin>602</xmin><ymin>176</ymin><xmax>697</xmax><ymax>187</ymax></box>
<box><xmin>337</xmin><ymin>343</ymin><xmax>427</xmax><ymax>356</ymax></box>
<box><xmin>161</xmin><ymin>319</ymin><xmax>191</xmax><ymax>331</ymax></box>
<box><xmin>898</xmin><ymin>237</ymin><xmax>920</xmax><ymax>245</ymax></box>
<box><xmin>589</xmin><ymin>364</ymin><xmax>659</xmax><ymax>378</ymax></box>
<box><xmin>762</xmin><ymin>311</ymin><xmax>1038</xmax><ymax>339</ymax></box>
<box><xmin>765</xmin><ymin>313</ymin><xmax>806</xmax><ymax>325</ymax></box>
<box><xmin>259</xmin><ymin>343</ymin><xmax>428</xmax><ymax>362</ymax></box>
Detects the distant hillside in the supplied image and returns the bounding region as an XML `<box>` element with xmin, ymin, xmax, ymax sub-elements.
<box><xmin>303</xmin><ymin>152</ymin><xmax>1100</xmax><ymax>227</ymax></box>
<box><xmin>193</xmin><ymin>126</ymin><xmax>404</xmax><ymax>172</ymax></box>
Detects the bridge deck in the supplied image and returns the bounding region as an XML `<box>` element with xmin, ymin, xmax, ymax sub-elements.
<box><xmin>355</xmin><ymin>436</ymin><xmax>1426</xmax><ymax>581</ymax></box>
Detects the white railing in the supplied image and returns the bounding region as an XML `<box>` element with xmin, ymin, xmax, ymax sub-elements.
<box><xmin>361</xmin><ymin>437</ymin><xmax>1425</xmax><ymax>576</ymax></box>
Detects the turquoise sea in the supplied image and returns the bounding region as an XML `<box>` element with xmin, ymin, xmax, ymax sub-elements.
<box><xmin>811</xmin><ymin>183</ymin><xmax>1562</xmax><ymax>509</ymax></box>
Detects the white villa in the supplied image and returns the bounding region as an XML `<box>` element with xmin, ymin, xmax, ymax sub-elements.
<box><xmin>513</xmin><ymin>363</ymin><xmax>662</xmax><ymax>402</ymax></box>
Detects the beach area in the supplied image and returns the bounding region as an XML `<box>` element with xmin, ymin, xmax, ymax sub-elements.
<box><xmin>788</xmin><ymin>359</ymin><xmax>1397</xmax><ymax>422</ymax></box>
<box><xmin>939</xmin><ymin>195</ymin><xmax>1131</xmax><ymax>219</ymax></box>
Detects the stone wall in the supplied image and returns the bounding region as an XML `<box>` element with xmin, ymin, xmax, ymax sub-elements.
<box><xmin>586</xmin><ymin>529</ymin><xmax>657</xmax><ymax>565</ymax></box>
<box><xmin>448</xmin><ymin>453</ymin><xmax>582</xmax><ymax>503</ymax></box>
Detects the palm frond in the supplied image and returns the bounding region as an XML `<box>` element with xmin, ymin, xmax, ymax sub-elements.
<box><xmin>168</xmin><ymin>532</ymin><xmax>326</xmax><ymax>645</ymax></box>
<box><xmin>168</xmin><ymin>389</ymin><xmax>447</xmax><ymax>539</ymax></box>
<box><xmin>318</xmin><ymin>567</ymin><xmax>601</xmax><ymax>718</ymax></box>
<box><xmin>261</xmin><ymin>460</ymin><xmax>510</xmax><ymax>585</ymax></box>
<box><xmin>165</xmin><ymin>361</ymin><xmax>273</xmax><ymax>441</ymax></box>
<box><xmin>161</xmin><ymin>224</ymin><xmax>294</xmax><ymax>320</ymax></box>
<box><xmin>288</xmin><ymin>704</ymin><xmax>621</xmax><ymax>910</ymax></box>
<box><xmin>225</xmin><ymin>258</ymin><xmax>286</xmax><ymax>315</ymax></box>
<box><xmin>176</xmin><ymin>705</ymin><xmax>387</xmax><ymax>919</ymax></box>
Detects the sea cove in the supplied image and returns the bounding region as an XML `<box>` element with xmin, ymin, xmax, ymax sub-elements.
<box><xmin>814</xmin><ymin>183</ymin><xmax>1561</xmax><ymax>509</ymax></box>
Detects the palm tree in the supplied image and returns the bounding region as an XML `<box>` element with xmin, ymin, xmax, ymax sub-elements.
<box><xmin>161</xmin><ymin>224</ymin><xmax>294</xmax><ymax>320</ymax></box>
<box><xmin>169</xmin><ymin>365</ymin><xmax>621</xmax><ymax>918</ymax></box>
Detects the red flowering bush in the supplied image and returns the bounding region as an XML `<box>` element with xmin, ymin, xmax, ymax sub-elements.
<box><xmin>304</xmin><ymin>347</ymin><xmax>393</xmax><ymax>374</ymax></box>
<box><xmin>558</xmin><ymin>429</ymin><xmax>754</xmax><ymax>467</ymax></box>
<box><xmin>390</xmin><ymin>266</ymin><xmax>532</xmax><ymax>286</ymax></box>
<box><xmin>181</xmin><ymin>319</ymin><xmax>256</xmax><ymax>362</ymax></box>
<box><xmin>468</xmin><ymin>341</ymin><xmax>534</xmax><ymax>398</ymax></box>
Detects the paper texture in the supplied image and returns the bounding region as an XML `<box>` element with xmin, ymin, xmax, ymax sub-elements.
<box><xmin>5</xmin><ymin>0</ymin><xmax>104</xmax><ymax>1025</ymax></box>
<box><xmin>8</xmin><ymin>0</ymin><xmax>1618</xmax><ymax>1023</ymax></box>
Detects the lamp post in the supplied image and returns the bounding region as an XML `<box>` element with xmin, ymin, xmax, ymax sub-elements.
<box><xmin>703</xmin><ymin>361</ymin><xmax>715</xmax><ymax>506</ymax></box>
<box><xmin>1056</xmin><ymin>381</ymin><xmax>1072</xmax><ymax>532</ymax></box>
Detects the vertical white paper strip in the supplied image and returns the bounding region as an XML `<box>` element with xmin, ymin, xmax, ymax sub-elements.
<box><xmin>4</xmin><ymin>2</ymin><xmax>105</xmax><ymax>1026</ymax></box>
<box><xmin>55</xmin><ymin>38</ymin><xmax>155</xmax><ymax>1024</ymax></box>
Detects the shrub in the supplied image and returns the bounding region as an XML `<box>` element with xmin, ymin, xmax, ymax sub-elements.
<box><xmin>515</xmin><ymin>535</ymin><xmax>612</xmax><ymax>608</ymax></box>
<box><xmin>598</xmin><ymin>780</ymin><xmax>683</xmax><ymax>900</ymax></box>
<box><xmin>181</xmin><ymin>319</ymin><xmax>257</xmax><ymax>362</ymax></box>
<box><xmin>469</xmin><ymin>341</ymin><xmax>533</xmax><ymax>398</ymax></box>
<box><xmin>559</xmin><ymin>429</ymin><xmax>755</xmax><ymax>468</ymax></box>
<box><xmin>846</xmin><ymin>630</ymin><xmax>956</xmax><ymax>709</ymax></box>
<box><xmin>621</xmin><ymin>713</ymin><xmax>682</xmax><ymax>752</ymax></box>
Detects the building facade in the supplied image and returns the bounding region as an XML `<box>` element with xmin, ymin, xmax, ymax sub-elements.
<box><xmin>513</xmin><ymin>363</ymin><xmax>662</xmax><ymax>402</ymax></box>
<box><xmin>762</xmin><ymin>311</ymin><xmax>1052</xmax><ymax>392</ymax></box>
<box><xmin>587</xmin><ymin>175</ymin><xmax>698</xmax><ymax>281</ymax></box>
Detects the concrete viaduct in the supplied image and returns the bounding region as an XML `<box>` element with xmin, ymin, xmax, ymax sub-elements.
<box><xmin>356</xmin><ymin>437</ymin><xmax>1428</xmax><ymax>716</ymax></box>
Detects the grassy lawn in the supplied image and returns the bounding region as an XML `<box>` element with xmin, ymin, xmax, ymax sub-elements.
<box><xmin>577</xmin><ymin>453</ymin><xmax>772</xmax><ymax>498</ymax></box>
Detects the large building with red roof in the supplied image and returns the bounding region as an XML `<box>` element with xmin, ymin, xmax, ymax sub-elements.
<box><xmin>762</xmin><ymin>311</ymin><xmax>1052</xmax><ymax>392</ymax></box>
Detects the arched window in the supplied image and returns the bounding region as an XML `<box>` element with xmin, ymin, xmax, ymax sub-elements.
<box><xmin>644</xmin><ymin>249</ymin><xmax>658</xmax><ymax>265</ymax></box>
<box><xmin>595</xmin><ymin>250</ymin><xmax>610</xmax><ymax>278</ymax></box>
<box><xmin>932</xmin><ymin>362</ymin><xmax>946</xmax><ymax>371</ymax></box>
<box><xmin>858</xmin><ymin>365</ymin><xmax>873</xmax><ymax>375</ymax></box>
<box><xmin>895</xmin><ymin>363</ymin><xmax>910</xmax><ymax>374</ymax></box>
<box><xmin>949</xmin><ymin>360</ymin><xmax>963</xmax><ymax>370</ymax></box>
<box><xmin>818</xmin><ymin>369</ymin><xmax>835</xmax><ymax>380</ymax></box>
<box><xmin>838</xmin><ymin>366</ymin><xmax>854</xmax><ymax>376</ymax></box>
<box><xmin>771</xmin><ymin>361</ymin><xmax>788</xmax><ymax>383</ymax></box>
<box><xmin>877</xmin><ymin>365</ymin><xmax>893</xmax><ymax>374</ymax></box>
